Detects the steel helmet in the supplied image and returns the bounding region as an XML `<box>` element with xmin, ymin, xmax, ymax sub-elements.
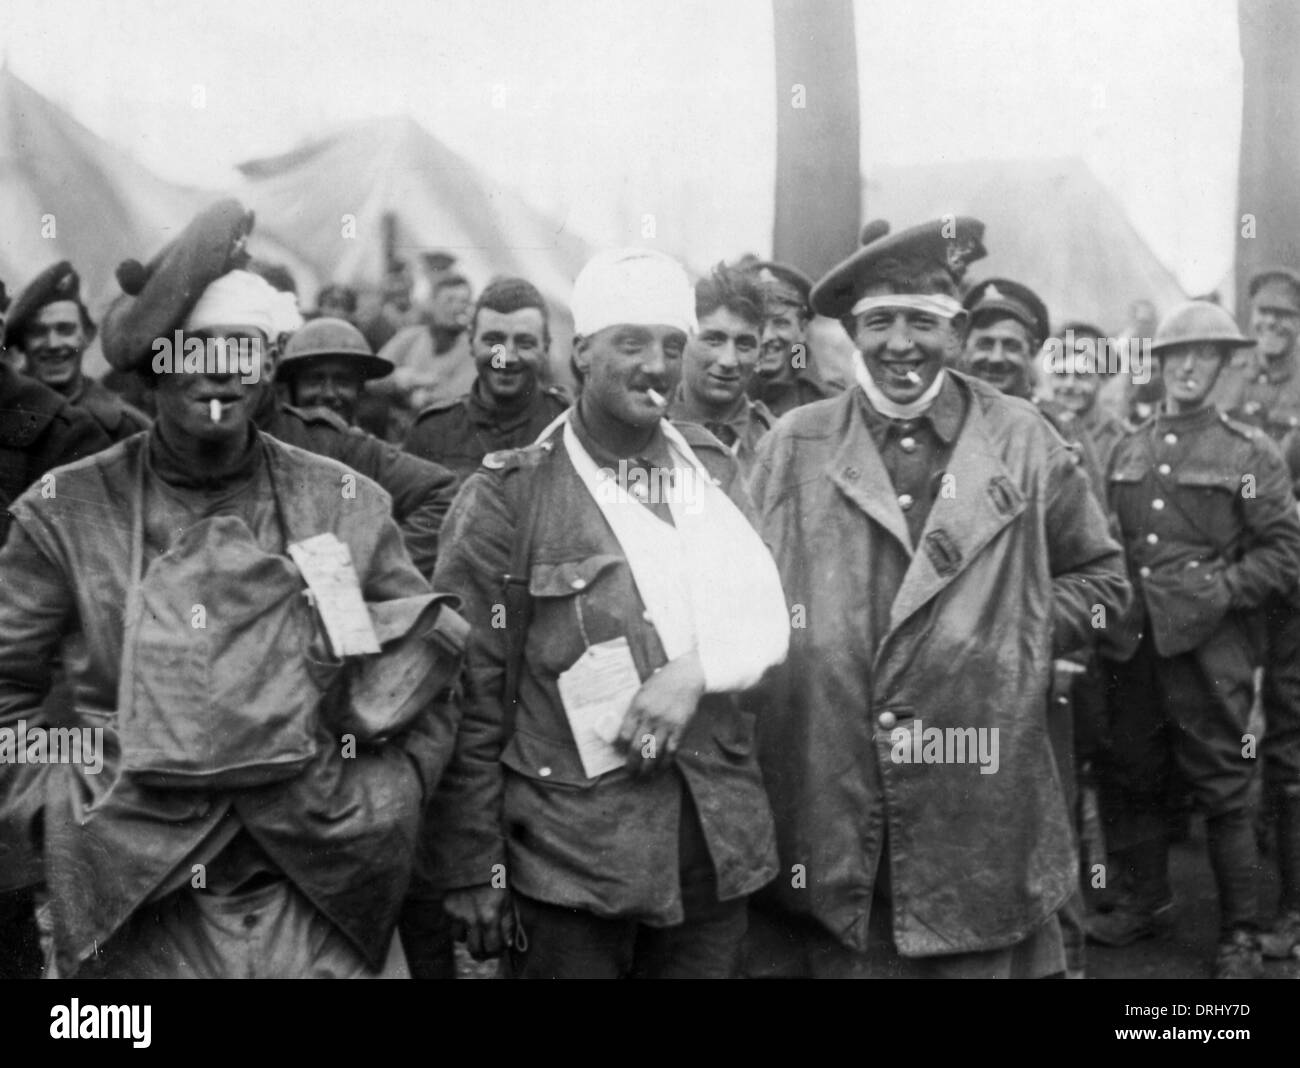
<box><xmin>279</xmin><ymin>317</ymin><xmax>393</xmax><ymax>380</ymax></box>
<box><xmin>1151</xmin><ymin>301</ymin><xmax>1254</xmax><ymax>355</ymax></box>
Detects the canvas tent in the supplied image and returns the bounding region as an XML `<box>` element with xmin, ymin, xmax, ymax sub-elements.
<box><xmin>863</xmin><ymin>158</ymin><xmax>1186</xmax><ymax>332</ymax></box>
<box><xmin>235</xmin><ymin>116</ymin><xmax>590</xmax><ymax>315</ymax></box>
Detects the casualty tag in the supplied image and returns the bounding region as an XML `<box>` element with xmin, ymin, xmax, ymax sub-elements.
<box><xmin>288</xmin><ymin>533</ymin><xmax>381</xmax><ymax>656</ymax></box>
<box><xmin>556</xmin><ymin>636</ymin><xmax>643</xmax><ymax>779</ymax></box>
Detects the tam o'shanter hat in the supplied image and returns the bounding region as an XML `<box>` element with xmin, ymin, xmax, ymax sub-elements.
<box><xmin>810</xmin><ymin>217</ymin><xmax>987</xmax><ymax>320</ymax></box>
<box><xmin>4</xmin><ymin>261</ymin><xmax>93</xmax><ymax>352</ymax></box>
<box><xmin>963</xmin><ymin>278</ymin><xmax>1051</xmax><ymax>346</ymax></box>
<box><xmin>100</xmin><ymin>198</ymin><xmax>256</xmax><ymax>372</ymax></box>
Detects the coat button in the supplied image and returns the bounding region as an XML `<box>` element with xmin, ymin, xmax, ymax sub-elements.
<box><xmin>1146</xmin><ymin>533</ymin><xmax>1159</xmax><ymax>545</ymax></box>
<box><xmin>1163</xmin><ymin>432</ymin><xmax>1178</xmax><ymax>445</ymax></box>
<box><xmin>877</xmin><ymin>711</ymin><xmax>897</xmax><ymax>729</ymax></box>
<box><xmin>1151</xmin><ymin>498</ymin><xmax>1165</xmax><ymax>510</ymax></box>
<box><xmin>642</xmin><ymin>610</ymin><xmax>653</xmax><ymax>623</ymax></box>
<box><xmin>1139</xmin><ymin>566</ymin><xmax>1151</xmax><ymax>578</ymax></box>
<box><xmin>844</xmin><ymin>466</ymin><xmax>860</xmax><ymax>480</ymax></box>
<box><xmin>900</xmin><ymin>436</ymin><xmax>917</xmax><ymax>453</ymax></box>
<box><xmin>538</xmin><ymin>766</ymin><xmax>552</xmax><ymax>777</ymax></box>
<box><xmin>898</xmin><ymin>494</ymin><xmax>914</xmax><ymax>511</ymax></box>
<box><xmin>570</xmin><ymin>578</ymin><xmax>586</xmax><ymax>590</ymax></box>
<box><xmin>1158</xmin><ymin>463</ymin><xmax>1171</xmax><ymax>476</ymax></box>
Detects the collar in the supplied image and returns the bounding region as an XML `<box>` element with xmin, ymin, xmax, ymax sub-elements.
<box><xmin>857</xmin><ymin>367</ymin><xmax>964</xmax><ymax>445</ymax></box>
<box><xmin>570</xmin><ymin>397</ymin><xmax>674</xmax><ymax>473</ymax></box>
<box><xmin>1153</xmin><ymin>403</ymin><xmax>1218</xmax><ymax>433</ymax></box>
<box><xmin>147</xmin><ymin>420</ymin><xmax>263</xmax><ymax>492</ymax></box>
<box><xmin>669</xmin><ymin>382</ymin><xmax>750</xmax><ymax>429</ymax></box>
<box><xmin>465</xmin><ymin>377</ymin><xmax>538</xmax><ymax>429</ymax></box>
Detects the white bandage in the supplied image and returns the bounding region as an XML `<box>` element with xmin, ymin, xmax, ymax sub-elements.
<box><xmin>848</xmin><ymin>293</ymin><xmax>964</xmax><ymax>320</ymax></box>
<box><xmin>185</xmin><ymin>269</ymin><xmax>303</xmax><ymax>337</ymax></box>
<box><xmin>571</xmin><ymin>248</ymin><xmax>697</xmax><ymax>337</ymax></box>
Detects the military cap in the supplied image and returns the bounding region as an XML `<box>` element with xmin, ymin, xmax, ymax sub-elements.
<box><xmin>963</xmin><ymin>278</ymin><xmax>1051</xmax><ymax>346</ymax></box>
<box><xmin>746</xmin><ymin>261</ymin><xmax>812</xmax><ymax>316</ymax></box>
<box><xmin>3</xmin><ymin>261</ymin><xmax>94</xmax><ymax>352</ymax></box>
<box><xmin>280</xmin><ymin>317</ymin><xmax>393</xmax><ymax>380</ymax></box>
<box><xmin>100</xmin><ymin>198</ymin><xmax>255</xmax><ymax>372</ymax></box>
<box><xmin>1247</xmin><ymin>267</ymin><xmax>1300</xmax><ymax>315</ymax></box>
<box><xmin>810</xmin><ymin>217</ymin><xmax>987</xmax><ymax>320</ymax></box>
<box><xmin>1151</xmin><ymin>300</ymin><xmax>1253</xmax><ymax>355</ymax></box>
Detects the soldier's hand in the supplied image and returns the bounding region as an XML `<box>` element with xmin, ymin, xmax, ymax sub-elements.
<box><xmin>617</xmin><ymin>649</ymin><xmax>706</xmax><ymax>777</ymax></box>
<box><xmin>444</xmin><ymin>884</ymin><xmax>515</xmax><ymax>960</ymax></box>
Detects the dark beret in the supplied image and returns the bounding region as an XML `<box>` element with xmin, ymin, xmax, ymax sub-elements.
<box><xmin>810</xmin><ymin>217</ymin><xmax>987</xmax><ymax>319</ymax></box>
<box><xmin>100</xmin><ymin>198</ymin><xmax>255</xmax><ymax>372</ymax></box>
<box><xmin>1247</xmin><ymin>267</ymin><xmax>1300</xmax><ymax>313</ymax></box>
<box><xmin>3</xmin><ymin>261</ymin><xmax>92</xmax><ymax>351</ymax></box>
<box><xmin>963</xmin><ymin>277</ymin><xmax>1051</xmax><ymax>345</ymax></box>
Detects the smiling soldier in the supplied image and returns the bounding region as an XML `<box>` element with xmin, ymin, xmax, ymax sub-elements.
<box><xmin>4</xmin><ymin>262</ymin><xmax>150</xmax><ymax>442</ymax></box>
<box><xmin>1093</xmin><ymin>301</ymin><xmax>1300</xmax><ymax>978</ymax></box>
<box><xmin>425</xmin><ymin>247</ymin><xmax>790</xmax><ymax>979</ymax></box>
<box><xmin>744</xmin><ymin>218</ymin><xmax>1130</xmax><ymax>978</ymax></box>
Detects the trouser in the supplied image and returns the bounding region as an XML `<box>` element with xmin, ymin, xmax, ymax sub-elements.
<box><xmin>742</xmin><ymin>898</ymin><xmax>1066</xmax><ymax>979</ymax></box>
<box><xmin>1046</xmin><ymin>675</ymin><xmax>1085</xmax><ymax>973</ymax></box>
<box><xmin>0</xmin><ymin>885</ymin><xmax>43</xmax><ymax>979</ymax></box>
<box><xmin>1261</xmin><ymin>594</ymin><xmax>1300</xmax><ymax>912</ymax></box>
<box><xmin>74</xmin><ymin>879</ymin><xmax>409</xmax><ymax>979</ymax></box>
<box><xmin>397</xmin><ymin>891</ymin><xmax>455</xmax><ymax>979</ymax></box>
<box><xmin>507</xmin><ymin>785</ymin><xmax>746</xmax><ymax>979</ymax></box>
<box><xmin>1099</xmin><ymin>625</ymin><xmax>1261</xmax><ymax>934</ymax></box>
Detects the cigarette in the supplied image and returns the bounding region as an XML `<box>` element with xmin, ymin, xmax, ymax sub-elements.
<box><xmin>904</xmin><ymin>370</ymin><xmax>922</xmax><ymax>385</ymax></box>
<box><xmin>646</xmin><ymin>388</ymin><xmax>667</xmax><ymax>408</ymax></box>
<box><xmin>209</xmin><ymin>399</ymin><xmax>222</xmax><ymax>423</ymax></box>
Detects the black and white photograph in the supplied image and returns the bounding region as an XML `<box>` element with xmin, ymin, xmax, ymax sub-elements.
<box><xmin>0</xmin><ymin>0</ymin><xmax>1293</xmax><ymax>1030</ymax></box>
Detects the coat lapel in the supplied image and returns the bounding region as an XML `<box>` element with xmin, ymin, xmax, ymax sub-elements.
<box><xmin>887</xmin><ymin>394</ymin><xmax>1026</xmax><ymax>632</ymax></box>
<box><xmin>827</xmin><ymin>399</ymin><xmax>914</xmax><ymax>557</ymax></box>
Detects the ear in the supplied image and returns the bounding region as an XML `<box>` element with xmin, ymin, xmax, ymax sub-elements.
<box><xmin>571</xmin><ymin>334</ymin><xmax>591</xmax><ymax>375</ymax></box>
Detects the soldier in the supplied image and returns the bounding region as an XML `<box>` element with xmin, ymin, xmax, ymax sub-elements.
<box><xmin>275</xmin><ymin>317</ymin><xmax>394</xmax><ymax>428</ymax></box>
<box><xmin>0</xmin><ymin>198</ymin><xmax>465</xmax><ymax>979</ymax></box>
<box><xmin>1092</xmin><ymin>301</ymin><xmax>1300</xmax><ymax>978</ymax></box>
<box><xmin>425</xmin><ymin>248</ymin><xmax>790</xmax><ymax>978</ymax></box>
<box><xmin>404</xmin><ymin>277</ymin><xmax>568</xmax><ymax>484</ymax></box>
<box><xmin>667</xmin><ymin>264</ymin><xmax>774</xmax><ymax>478</ymax></box>
<box><xmin>101</xmin><ymin>219</ymin><xmax>459</xmax><ymax>580</ymax></box>
<box><xmin>742</xmin><ymin>260</ymin><xmax>842</xmax><ymax>417</ymax></box>
<box><xmin>1043</xmin><ymin>321</ymin><xmax>1132</xmax><ymax>474</ymax></box>
<box><xmin>4</xmin><ymin>261</ymin><xmax>150</xmax><ymax>442</ymax></box>
<box><xmin>744</xmin><ymin>218</ymin><xmax>1129</xmax><ymax>978</ymax></box>
<box><xmin>1205</xmin><ymin>268</ymin><xmax>1300</xmax><ymax>960</ymax></box>
<box><xmin>0</xmin><ymin>294</ymin><xmax>110</xmax><ymax>979</ymax></box>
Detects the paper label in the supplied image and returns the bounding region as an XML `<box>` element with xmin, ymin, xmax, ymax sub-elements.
<box><xmin>556</xmin><ymin>637</ymin><xmax>643</xmax><ymax>779</ymax></box>
<box><xmin>287</xmin><ymin>533</ymin><xmax>380</xmax><ymax>656</ymax></box>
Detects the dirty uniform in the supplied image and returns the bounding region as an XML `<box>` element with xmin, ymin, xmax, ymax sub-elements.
<box><xmin>1101</xmin><ymin>405</ymin><xmax>1300</xmax><ymax>934</ymax></box>
<box><xmin>668</xmin><ymin>384</ymin><xmax>775</xmax><ymax>480</ymax></box>
<box><xmin>252</xmin><ymin>389</ymin><xmax>459</xmax><ymax>576</ymax></box>
<box><xmin>744</xmin><ymin>371</ymin><xmax>1130</xmax><ymax>977</ymax></box>
<box><xmin>747</xmin><ymin>368</ymin><xmax>842</xmax><ymax>419</ymax></box>
<box><xmin>425</xmin><ymin>412</ymin><xmax>781</xmax><ymax>978</ymax></box>
<box><xmin>0</xmin><ymin>363</ymin><xmax>110</xmax><ymax>978</ymax></box>
<box><xmin>404</xmin><ymin>380</ymin><xmax>569</xmax><ymax>484</ymax></box>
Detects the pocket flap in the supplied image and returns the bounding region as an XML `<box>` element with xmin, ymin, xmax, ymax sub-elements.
<box><xmin>528</xmin><ymin>555</ymin><xmax>622</xmax><ymax>598</ymax></box>
<box><xmin>1173</xmin><ymin>467</ymin><xmax>1240</xmax><ymax>493</ymax></box>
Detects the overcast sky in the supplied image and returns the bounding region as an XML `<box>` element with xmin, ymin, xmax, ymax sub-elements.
<box><xmin>4</xmin><ymin>0</ymin><xmax>1241</xmax><ymax>292</ymax></box>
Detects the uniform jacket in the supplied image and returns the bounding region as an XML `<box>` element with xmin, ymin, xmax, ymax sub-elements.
<box><xmin>746</xmin><ymin>372</ymin><xmax>1130</xmax><ymax>956</ymax></box>
<box><xmin>67</xmin><ymin>376</ymin><xmax>151</xmax><ymax>443</ymax></box>
<box><xmin>0</xmin><ymin>432</ymin><xmax>460</xmax><ymax>973</ymax></box>
<box><xmin>425</xmin><ymin>421</ymin><xmax>779</xmax><ymax>924</ymax></box>
<box><xmin>1106</xmin><ymin>404</ymin><xmax>1300</xmax><ymax>658</ymax></box>
<box><xmin>668</xmin><ymin>385</ymin><xmax>776</xmax><ymax>479</ymax></box>
<box><xmin>1213</xmin><ymin>348</ymin><xmax>1300</xmax><ymax>443</ymax></box>
<box><xmin>255</xmin><ymin>395</ymin><xmax>459</xmax><ymax>576</ymax></box>
<box><xmin>748</xmin><ymin>368</ymin><xmax>843</xmax><ymax>419</ymax></box>
<box><xmin>403</xmin><ymin>380</ymin><xmax>569</xmax><ymax>483</ymax></box>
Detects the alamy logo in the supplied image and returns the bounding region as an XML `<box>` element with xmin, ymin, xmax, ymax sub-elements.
<box><xmin>151</xmin><ymin>331</ymin><xmax>262</xmax><ymax>384</ymax></box>
<box><xmin>1041</xmin><ymin>331</ymin><xmax>1152</xmax><ymax>386</ymax></box>
<box><xmin>594</xmin><ymin>460</ymin><xmax>706</xmax><ymax>515</ymax></box>
<box><xmin>0</xmin><ymin>719</ymin><xmax>104</xmax><ymax>774</ymax></box>
<box><xmin>889</xmin><ymin>719</ymin><xmax>1000</xmax><ymax>775</ymax></box>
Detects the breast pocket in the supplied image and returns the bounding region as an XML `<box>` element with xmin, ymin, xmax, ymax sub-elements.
<box><xmin>525</xmin><ymin>554</ymin><xmax>626</xmax><ymax>675</ymax></box>
<box><xmin>1171</xmin><ymin>467</ymin><xmax>1242</xmax><ymax>551</ymax></box>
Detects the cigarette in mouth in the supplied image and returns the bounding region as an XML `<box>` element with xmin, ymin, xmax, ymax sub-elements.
<box><xmin>646</xmin><ymin>388</ymin><xmax>667</xmax><ymax>408</ymax></box>
<box><xmin>209</xmin><ymin>399</ymin><xmax>222</xmax><ymax>423</ymax></box>
<box><xmin>904</xmin><ymin>370</ymin><xmax>922</xmax><ymax>385</ymax></box>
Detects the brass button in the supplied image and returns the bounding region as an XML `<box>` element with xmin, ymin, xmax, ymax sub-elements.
<box><xmin>538</xmin><ymin>766</ymin><xmax>552</xmax><ymax>778</ymax></box>
<box><xmin>1158</xmin><ymin>463</ymin><xmax>1172</xmax><ymax>476</ymax></box>
<box><xmin>570</xmin><ymin>578</ymin><xmax>586</xmax><ymax>590</ymax></box>
<box><xmin>877</xmin><ymin>711</ymin><xmax>897</xmax><ymax>729</ymax></box>
<box><xmin>642</xmin><ymin>610</ymin><xmax>653</xmax><ymax>623</ymax></box>
<box><xmin>1152</xmin><ymin>499</ymin><xmax>1165</xmax><ymax>510</ymax></box>
<box><xmin>1146</xmin><ymin>533</ymin><xmax>1159</xmax><ymax>545</ymax></box>
<box><xmin>898</xmin><ymin>493</ymin><xmax>915</xmax><ymax>511</ymax></box>
<box><xmin>1163</xmin><ymin>433</ymin><xmax>1178</xmax><ymax>445</ymax></box>
<box><xmin>844</xmin><ymin>466</ymin><xmax>860</xmax><ymax>480</ymax></box>
<box><xmin>900</xmin><ymin>436</ymin><xmax>917</xmax><ymax>453</ymax></box>
<box><xmin>1139</xmin><ymin>566</ymin><xmax>1151</xmax><ymax>578</ymax></box>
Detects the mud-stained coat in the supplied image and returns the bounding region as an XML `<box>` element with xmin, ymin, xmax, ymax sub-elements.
<box><xmin>746</xmin><ymin>372</ymin><xmax>1131</xmax><ymax>956</ymax></box>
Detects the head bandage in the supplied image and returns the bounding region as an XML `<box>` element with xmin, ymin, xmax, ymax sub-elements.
<box><xmin>572</xmin><ymin>248</ymin><xmax>697</xmax><ymax>337</ymax></box>
<box><xmin>849</xmin><ymin>293</ymin><xmax>964</xmax><ymax>320</ymax></box>
<box><xmin>184</xmin><ymin>269</ymin><xmax>303</xmax><ymax>337</ymax></box>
